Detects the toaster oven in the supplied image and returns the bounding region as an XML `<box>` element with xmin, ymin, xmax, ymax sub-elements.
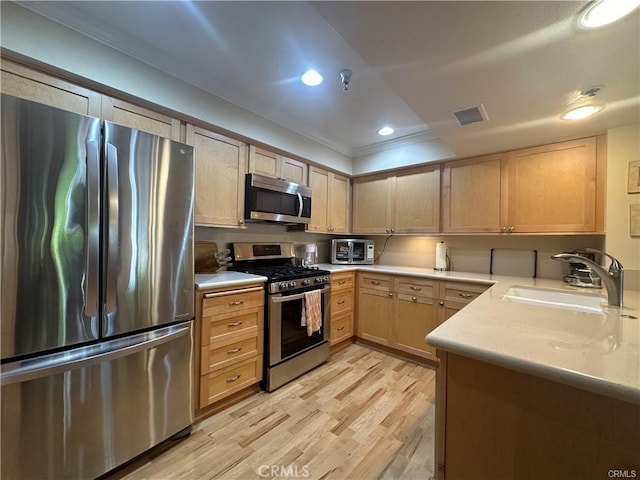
<box><xmin>331</xmin><ymin>239</ymin><xmax>374</xmax><ymax>265</ymax></box>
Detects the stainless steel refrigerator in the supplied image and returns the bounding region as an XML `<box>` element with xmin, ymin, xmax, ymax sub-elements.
<box><xmin>1</xmin><ymin>94</ymin><xmax>195</xmax><ymax>479</ymax></box>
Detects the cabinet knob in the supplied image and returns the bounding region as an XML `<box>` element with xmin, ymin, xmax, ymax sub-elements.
<box><xmin>239</xmin><ymin>219</ymin><xmax>245</xmax><ymax>225</ymax></box>
<box><xmin>500</xmin><ymin>225</ymin><xmax>507</xmax><ymax>232</ymax></box>
<box><xmin>508</xmin><ymin>226</ymin><xmax>515</xmax><ymax>232</ymax></box>
<box><xmin>411</xmin><ymin>296</ymin><xmax>417</xmax><ymax>302</ymax></box>
<box><xmin>386</xmin><ymin>228</ymin><xmax>390</xmax><ymax>233</ymax></box>
<box><xmin>390</xmin><ymin>228</ymin><xmax>395</xmax><ymax>233</ymax></box>
<box><xmin>388</xmin><ymin>293</ymin><xmax>393</xmax><ymax>297</ymax></box>
<box><xmin>439</xmin><ymin>301</ymin><xmax>445</xmax><ymax>306</ymax></box>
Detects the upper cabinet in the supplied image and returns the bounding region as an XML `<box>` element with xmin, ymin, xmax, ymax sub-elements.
<box><xmin>442</xmin><ymin>154</ymin><xmax>504</xmax><ymax>233</ymax></box>
<box><xmin>187</xmin><ymin>125</ymin><xmax>248</xmax><ymax>228</ymax></box>
<box><xmin>1</xmin><ymin>59</ymin><xmax>101</xmax><ymax>117</ymax></box>
<box><xmin>248</xmin><ymin>146</ymin><xmax>307</xmax><ymax>185</ymax></box>
<box><xmin>353</xmin><ymin>165</ymin><xmax>440</xmax><ymax>234</ymax></box>
<box><xmin>307</xmin><ymin>166</ymin><xmax>351</xmax><ymax>234</ymax></box>
<box><xmin>442</xmin><ymin>136</ymin><xmax>604</xmax><ymax>234</ymax></box>
<box><xmin>504</xmin><ymin>137</ymin><xmax>602</xmax><ymax>233</ymax></box>
<box><xmin>101</xmin><ymin>97</ymin><xmax>181</xmax><ymax>141</ymax></box>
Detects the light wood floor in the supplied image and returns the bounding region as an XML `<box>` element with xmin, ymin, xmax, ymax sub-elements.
<box><xmin>109</xmin><ymin>344</ymin><xmax>437</xmax><ymax>480</ymax></box>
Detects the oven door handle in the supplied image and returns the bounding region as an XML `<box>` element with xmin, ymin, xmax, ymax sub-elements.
<box><xmin>271</xmin><ymin>286</ymin><xmax>330</xmax><ymax>303</ymax></box>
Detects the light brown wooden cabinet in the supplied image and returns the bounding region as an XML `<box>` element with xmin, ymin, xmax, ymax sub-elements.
<box><xmin>353</xmin><ymin>165</ymin><xmax>440</xmax><ymax>234</ymax></box>
<box><xmin>356</xmin><ymin>274</ymin><xmax>489</xmax><ymax>361</ymax></box>
<box><xmin>442</xmin><ymin>137</ymin><xmax>605</xmax><ymax>234</ymax></box>
<box><xmin>329</xmin><ymin>271</ymin><xmax>356</xmax><ymax>346</ymax></box>
<box><xmin>308</xmin><ymin>166</ymin><xmax>351</xmax><ymax>234</ymax></box>
<box><xmin>187</xmin><ymin>125</ymin><xmax>248</xmax><ymax>228</ymax></box>
<box><xmin>101</xmin><ymin>96</ymin><xmax>181</xmax><ymax>141</ymax></box>
<box><xmin>248</xmin><ymin>145</ymin><xmax>307</xmax><ymax>185</ymax></box>
<box><xmin>1</xmin><ymin>59</ymin><xmax>102</xmax><ymax>116</ymax></box>
<box><xmin>195</xmin><ymin>284</ymin><xmax>264</xmax><ymax>415</ymax></box>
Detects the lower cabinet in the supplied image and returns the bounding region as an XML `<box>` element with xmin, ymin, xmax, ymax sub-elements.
<box><xmin>356</xmin><ymin>273</ymin><xmax>489</xmax><ymax>361</ymax></box>
<box><xmin>329</xmin><ymin>271</ymin><xmax>356</xmax><ymax>346</ymax></box>
<box><xmin>195</xmin><ymin>283</ymin><xmax>264</xmax><ymax>416</ymax></box>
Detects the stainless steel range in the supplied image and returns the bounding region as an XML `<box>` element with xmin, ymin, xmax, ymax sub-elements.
<box><xmin>231</xmin><ymin>242</ymin><xmax>331</xmax><ymax>391</ymax></box>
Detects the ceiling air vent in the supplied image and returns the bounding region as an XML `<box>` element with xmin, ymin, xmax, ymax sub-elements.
<box><xmin>453</xmin><ymin>104</ymin><xmax>489</xmax><ymax>126</ymax></box>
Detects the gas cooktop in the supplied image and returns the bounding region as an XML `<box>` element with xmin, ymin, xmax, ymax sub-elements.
<box><xmin>235</xmin><ymin>264</ymin><xmax>330</xmax><ymax>282</ymax></box>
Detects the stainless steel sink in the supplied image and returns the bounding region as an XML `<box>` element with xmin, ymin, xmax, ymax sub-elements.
<box><xmin>502</xmin><ymin>286</ymin><xmax>607</xmax><ymax>315</ymax></box>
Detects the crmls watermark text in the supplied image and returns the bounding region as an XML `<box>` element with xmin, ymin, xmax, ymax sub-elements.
<box><xmin>258</xmin><ymin>465</ymin><xmax>310</xmax><ymax>478</ymax></box>
<box><xmin>608</xmin><ymin>470</ymin><xmax>637</xmax><ymax>478</ymax></box>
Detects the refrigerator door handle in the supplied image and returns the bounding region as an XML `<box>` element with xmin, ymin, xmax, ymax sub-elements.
<box><xmin>1</xmin><ymin>323</ymin><xmax>192</xmax><ymax>386</ymax></box>
<box><xmin>85</xmin><ymin>139</ymin><xmax>100</xmax><ymax>336</ymax></box>
<box><xmin>104</xmin><ymin>142</ymin><xmax>119</xmax><ymax>326</ymax></box>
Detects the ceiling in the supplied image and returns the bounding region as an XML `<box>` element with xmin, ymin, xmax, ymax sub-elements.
<box><xmin>17</xmin><ymin>1</ymin><xmax>640</xmax><ymax>159</ymax></box>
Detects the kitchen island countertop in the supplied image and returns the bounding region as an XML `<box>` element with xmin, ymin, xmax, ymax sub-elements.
<box><xmin>318</xmin><ymin>263</ymin><xmax>640</xmax><ymax>405</ymax></box>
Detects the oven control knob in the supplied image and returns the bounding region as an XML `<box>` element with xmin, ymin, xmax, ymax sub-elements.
<box><xmin>289</xmin><ymin>281</ymin><xmax>297</xmax><ymax>288</ymax></box>
<box><xmin>302</xmin><ymin>279</ymin><xmax>311</xmax><ymax>286</ymax></box>
<box><xmin>279</xmin><ymin>282</ymin><xmax>287</xmax><ymax>289</ymax></box>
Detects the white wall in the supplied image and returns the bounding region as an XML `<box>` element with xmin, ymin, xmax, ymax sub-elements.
<box><xmin>0</xmin><ymin>2</ymin><xmax>353</xmax><ymax>174</ymax></box>
<box><xmin>605</xmin><ymin>124</ymin><xmax>640</xmax><ymax>291</ymax></box>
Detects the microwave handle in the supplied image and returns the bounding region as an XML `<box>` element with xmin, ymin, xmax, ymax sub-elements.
<box><xmin>297</xmin><ymin>192</ymin><xmax>303</xmax><ymax>218</ymax></box>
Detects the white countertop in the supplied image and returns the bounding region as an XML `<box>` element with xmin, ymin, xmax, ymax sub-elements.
<box><xmin>195</xmin><ymin>271</ymin><xmax>267</xmax><ymax>289</ymax></box>
<box><xmin>319</xmin><ymin>263</ymin><xmax>640</xmax><ymax>405</ymax></box>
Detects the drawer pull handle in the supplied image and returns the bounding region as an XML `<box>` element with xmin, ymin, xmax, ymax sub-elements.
<box><xmin>371</xmin><ymin>280</ymin><xmax>381</xmax><ymax>285</ymax></box>
<box><xmin>338</xmin><ymin>300</ymin><xmax>345</xmax><ymax>304</ymax></box>
<box><xmin>227</xmin><ymin>321</ymin><xmax>243</xmax><ymax>327</ymax></box>
<box><xmin>410</xmin><ymin>286</ymin><xmax>422</xmax><ymax>291</ymax></box>
<box><xmin>226</xmin><ymin>374</ymin><xmax>241</xmax><ymax>383</ymax></box>
<box><xmin>337</xmin><ymin>326</ymin><xmax>345</xmax><ymax>331</ymax></box>
<box><xmin>229</xmin><ymin>300</ymin><xmax>244</xmax><ymax>306</ymax></box>
<box><xmin>338</xmin><ymin>280</ymin><xmax>346</xmax><ymax>285</ymax></box>
<box><xmin>458</xmin><ymin>293</ymin><xmax>474</xmax><ymax>298</ymax></box>
<box><xmin>412</xmin><ymin>296</ymin><xmax>417</xmax><ymax>302</ymax></box>
<box><xmin>227</xmin><ymin>347</ymin><xmax>242</xmax><ymax>354</ymax></box>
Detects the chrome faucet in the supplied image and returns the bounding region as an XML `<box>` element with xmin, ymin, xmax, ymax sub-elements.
<box><xmin>551</xmin><ymin>248</ymin><xmax>624</xmax><ymax>307</ymax></box>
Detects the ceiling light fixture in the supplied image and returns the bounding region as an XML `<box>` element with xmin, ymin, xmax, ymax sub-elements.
<box><xmin>378</xmin><ymin>126</ymin><xmax>394</xmax><ymax>136</ymax></box>
<box><xmin>301</xmin><ymin>69</ymin><xmax>323</xmax><ymax>86</ymax></box>
<box><xmin>578</xmin><ymin>0</ymin><xmax>640</xmax><ymax>29</ymax></box>
<box><xmin>561</xmin><ymin>105</ymin><xmax>603</xmax><ymax>121</ymax></box>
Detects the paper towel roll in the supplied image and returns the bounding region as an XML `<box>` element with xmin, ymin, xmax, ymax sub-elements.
<box><xmin>435</xmin><ymin>241</ymin><xmax>447</xmax><ymax>271</ymax></box>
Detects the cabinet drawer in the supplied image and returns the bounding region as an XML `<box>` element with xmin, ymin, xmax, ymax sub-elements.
<box><xmin>201</xmin><ymin>333</ymin><xmax>261</xmax><ymax>374</ymax></box>
<box><xmin>397</xmin><ymin>293</ymin><xmax>434</xmax><ymax>305</ymax></box>
<box><xmin>199</xmin><ymin>355</ymin><xmax>262</xmax><ymax>408</ymax></box>
<box><xmin>440</xmin><ymin>282</ymin><xmax>489</xmax><ymax>305</ymax></box>
<box><xmin>331</xmin><ymin>272</ymin><xmax>355</xmax><ymax>290</ymax></box>
<box><xmin>330</xmin><ymin>311</ymin><xmax>354</xmax><ymax>345</ymax></box>
<box><xmin>396</xmin><ymin>277</ymin><xmax>435</xmax><ymax>298</ymax></box>
<box><xmin>358</xmin><ymin>273</ymin><xmax>392</xmax><ymax>292</ymax></box>
<box><xmin>331</xmin><ymin>289</ymin><xmax>353</xmax><ymax>315</ymax></box>
<box><xmin>202</xmin><ymin>289</ymin><xmax>264</xmax><ymax>317</ymax></box>
<box><xmin>201</xmin><ymin>309</ymin><xmax>262</xmax><ymax>345</ymax></box>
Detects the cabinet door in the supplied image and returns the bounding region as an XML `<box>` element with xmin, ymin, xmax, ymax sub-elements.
<box><xmin>280</xmin><ymin>157</ymin><xmax>307</xmax><ymax>185</ymax></box>
<box><xmin>352</xmin><ymin>175</ymin><xmax>392</xmax><ymax>234</ymax></box>
<box><xmin>395</xmin><ymin>295</ymin><xmax>439</xmax><ymax>360</ymax></box>
<box><xmin>329</xmin><ymin>173</ymin><xmax>350</xmax><ymax>233</ymax></box>
<box><xmin>357</xmin><ymin>288</ymin><xmax>393</xmax><ymax>345</ymax></box>
<box><xmin>307</xmin><ymin>166</ymin><xmax>330</xmax><ymax>233</ymax></box>
<box><xmin>1</xmin><ymin>59</ymin><xmax>101</xmax><ymax>116</ymax></box>
<box><xmin>505</xmin><ymin>138</ymin><xmax>597</xmax><ymax>233</ymax></box>
<box><xmin>393</xmin><ymin>166</ymin><xmax>441</xmax><ymax>233</ymax></box>
<box><xmin>442</xmin><ymin>154</ymin><xmax>504</xmax><ymax>232</ymax></box>
<box><xmin>101</xmin><ymin>96</ymin><xmax>181</xmax><ymax>141</ymax></box>
<box><xmin>187</xmin><ymin>125</ymin><xmax>247</xmax><ymax>228</ymax></box>
<box><xmin>248</xmin><ymin>146</ymin><xmax>279</xmax><ymax>178</ymax></box>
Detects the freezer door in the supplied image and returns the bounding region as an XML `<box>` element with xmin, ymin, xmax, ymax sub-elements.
<box><xmin>103</xmin><ymin>122</ymin><xmax>194</xmax><ymax>337</ymax></box>
<box><xmin>1</xmin><ymin>322</ymin><xmax>193</xmax><ymax>479</ymax></box>
<box><xmin>1</xmin><ymin>95</ymin><xmax>101</xmax><ymax>359</ymax></box>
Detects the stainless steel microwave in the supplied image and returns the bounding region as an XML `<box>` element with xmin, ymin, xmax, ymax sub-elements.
<box><xmin>244</xmin><ymin>173</ymin><xmax>312</xmax><ymax>224</ymax></box>
<box><xmin>331</xmin><ymin>239</ymin><xmax>375</xmax><ymax>265</ymax></box>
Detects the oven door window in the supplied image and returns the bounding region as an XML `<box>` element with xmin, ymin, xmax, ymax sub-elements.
<box><xmin>280</xmin><ymin>296</ymin><xmax>324</xmax><ymax>360</ymax></box>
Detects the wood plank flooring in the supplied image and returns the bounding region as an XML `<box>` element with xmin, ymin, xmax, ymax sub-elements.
<box><xmin>108</xmin><ymin>344</ymin><xmax>437</xmax><ymax>480</ymax></box>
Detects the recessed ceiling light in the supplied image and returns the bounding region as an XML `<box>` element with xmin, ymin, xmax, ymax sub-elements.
<box><xmin>301</xmin><ymin>69</ymin><xmax>323</xmax><ymax>87</ymax></box>
<box><xmin>561</xmin><ymin>105</ymin><xmax>603</xmax><ymax>121</ymax></box>
<box><xmin>378</xmin><ymin>126</ymin><xmax>394</xmax><ymax>136</ymax></box>
<box><xmin>578</xmin><ymin>0</ymin><xmax>640</xmax><ymax>29</ymax></box>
